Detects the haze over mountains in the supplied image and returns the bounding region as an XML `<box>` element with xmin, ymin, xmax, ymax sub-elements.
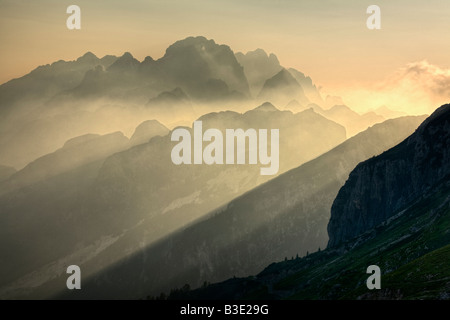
<box><xmin>59</xmin><ymin>115</ymin><xmax>424</xmax><ymax>299</ymax></box>
<box><xmin>0</xmin><ymin>120</ymin><xmax>170</xmax><ymax>196</ymax></box>
<box><xmin>165</xmin><ymin>104</ymin><xmax>450</xmax><ymax>300</ymax></box>
<box><xmin>309</xmin><ymin>104</ymin><xmax>385</xmax><ymax>137</ymax></box>
<box><xmin>0</xmin><ymin>36</ymin><xmax>442</xmax><ymax>300</ymax></box>
<box><xmin>0</xmin><ymin>36</ymin><xmax>391</xmax><ymax>170</ymax></box>
<box><xmin>328</xmin><ymin>103</ymin><xmax>450</xmax><ymax>247</ymax></box>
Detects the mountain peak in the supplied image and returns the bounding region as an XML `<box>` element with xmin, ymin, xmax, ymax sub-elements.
<box><xmin>416</xmin><ymin>103</ymin><xmax>450</xmax><ymax>134</ymax></box>
<box><xmin>148</xmin><ymin>87</ymin><xmax>189</xmax><ymax>104</ymax></box>
<box><xmin>259</xmin><ymin>69</ymin><xmax>301</xmax><ymax>91</ymax></box>
<box><xmin>107</xmin><ymin>52</ymin><xmax>140</xmax><ymax>71</ymax></box>
<box><xmin>165</xmin><ymin>36</ymin><xmax>216</xmax><ymax>53</ymax></box>
<box><xmin>253</xmin><ymin>101</ymin><xmax>279</xmax><ymax>112</ymax></box>
<box><xmin>275</xmin><ymin>68</ymin><xmax>294</xmax><ymax>79</ymax></box>
<box><xmin>250</xmin><ymin>48</ymin><xmax>267</xmax><ymax>55</ymax></box>
<box><xmin>121</xmin><ymin>52</ymin><xmax>134</xmax><ymax>59</ymax></box>
<box><xmin>76</xmin><ymin>51</ymin><xmax>98</xmax><ymax>63</ymax></box>
<box><xmin>373</xmin><ymin>106</ymin><xmax>407</xmax><ymax>119</ymax></box>
<box><xmin>142</xmin><ymin>56</ymin><xmax>154</xmax><ymax>64</ymax></box>
<box><xmin>63</xmin><ymin>133</ymin><xmax>101</xmax><ymax>148</ymax></box>
<box><xmin>130</xmin><ymin>120</ymin><xmax>170</xmax><ymax>146</ymax></box>
<box><xmin>268</xmin><ymin>53</ymin><xmax>279</xmax><ymax>61</ymax></box>
<box><xmin>237</xmin><ymin>49</ymin><xmax>280</xmax><ymax>65</ymax></box>
<box><xmin>235</xmin><ymin>49</ymin><xmax>282</xmax><ymax>97</ymax></box>
<box><xmin>328</xmin><ymin>104</ymin><xmax>450</xmax><ymax>247</ymax></box>
<box><xmin>162</xmin><ymin>36</ymin><xmax>233</xmax><ymax>62</ymax></box>
<box><xmin>328</xmin><ymin>104</ymin><xmax>354</xmax><ymax>113</ymax></box>
<box><xmin>241</xmin><ymin>48</ymin><xmax>269</xmax><ymax>59</ymax></box>
<box><xmin>257</xmin><ymin>68</ymin><xmax>308</xmax><ymax>106</ymax></box>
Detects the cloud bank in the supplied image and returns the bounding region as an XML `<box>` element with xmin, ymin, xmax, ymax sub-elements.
<box><xmin>332</xmin><ymin>60</ymin><xmax>450</xmax><ymax>115</ymax></box>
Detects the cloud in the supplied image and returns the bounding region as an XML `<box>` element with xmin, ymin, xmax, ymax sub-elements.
<box><xmin>382</xmin><ymin>60</ymin><xmax>450</xmax><ymax>99</ymax></box>
<box><xmin>331</xmin><ymin>61</ymin><xmax>450</xmax><ymax>115</ymax></box>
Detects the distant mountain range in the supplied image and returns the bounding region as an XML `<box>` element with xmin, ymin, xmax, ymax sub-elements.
<box><xmin>0</xmin><ymin>36</ymin><xmax>436</xmax><ymax>301</ymax></box>
<box><xmin>57</xmin><ymin>115</ymin><xmax>423</xmax><ymax>299</ymax></box>
<box><xmin>0</xmin><ymin>36</ymin><xmax>387</xmax><ymax>169</ymax></box>
<box><xmin>310</xmin><ymin>104</ymin><xmax>385</xmax><ymax>137</ymax></box>
<box><xmin>170</xmin><ymin>104</ymin><xmax>450</xmax><ymax>300</ymax></box>
<box><xmin>0</xmin><ymin>103</ymin><xmax>346</xmax><ymax>299</ymax></box>
<box><xmin>0</xmin><ymin>120</ymin><xmax>169</xmax><ymax>196</ymax></box>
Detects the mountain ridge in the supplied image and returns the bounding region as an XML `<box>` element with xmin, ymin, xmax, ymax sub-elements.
<box><xmin>328</xmin><ymin>103</ymin><xmax>450</xmax><ymax>247</ymax></box>
<box><xmin>54</xmin><ymin>115</ymin><xmax>424</xmax><ymax>299</ymax></box>
<box><xmin>159</xmin><ymin>104</ymin><xmax>450</xmax><ymax>300</ymax></box>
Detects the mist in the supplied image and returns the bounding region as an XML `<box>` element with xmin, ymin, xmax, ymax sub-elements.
<box><xmin>0</xmin><ymin>35</ymin><xmax>447</xmax><ymax>299</ymax></box>
<box><xmin>327</xmin><ymin>60</ymin><xmax>450</xmax><ymax>116</ymax></box>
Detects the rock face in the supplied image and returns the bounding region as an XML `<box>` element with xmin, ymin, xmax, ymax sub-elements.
<box><xmin>318</xmin><ymin>105</ymin><xmax>385</xmax><ymax>137</ymax></box>
<box><xmin>0</xmin><ymin>52</ymin><xmax>117</xmax><ymax>118</ymax></box>
<box><xmin>328</xmin><ymin>103</ymin><xmax>450</xmax><ymax>247</ymax></box>
<box><xmin>156</xmin><ymin>36</ymin><xmax>251</xmax><ymax>99</ymax></box>
<box><xmin>129</xmin><ymin>119</ymin><xmax>169</xmax><ymax>146</ymax></box>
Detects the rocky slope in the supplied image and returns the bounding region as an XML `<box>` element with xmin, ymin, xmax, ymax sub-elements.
<box><xmin>328</xmin><ymin>104</ymin><xmax>450</xmax><ymax>247</ymax></box>
<box><xmin>178</xmin><ymin>176</ymin><xmax>450</xmax><ymax>300</ymax></box>
<box><xmin>0</xmin><ymin>37</ymin><xmax>330</xmax><ymax>169</ymax></box>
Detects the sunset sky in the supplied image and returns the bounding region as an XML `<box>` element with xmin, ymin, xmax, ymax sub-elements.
<box><xmin>1</xmin><ymin>0</ymin><xmax>449</xmax><ymax>95</ymax></box>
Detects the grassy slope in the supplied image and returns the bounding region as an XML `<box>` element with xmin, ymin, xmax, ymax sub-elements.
<box><xmin>346</xmin><ymin>244</ymin><xmax>450</xmax><ymax>300</ymax></box>
<box><xmin>179</xmin><ymin>177</ymin><xmax>450</xmax><ymax>300</ymax></box>
<box><xmin>268</xmin><ymin>177</ymin><xmax>450</xmax><ymax>300</ymax></box>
